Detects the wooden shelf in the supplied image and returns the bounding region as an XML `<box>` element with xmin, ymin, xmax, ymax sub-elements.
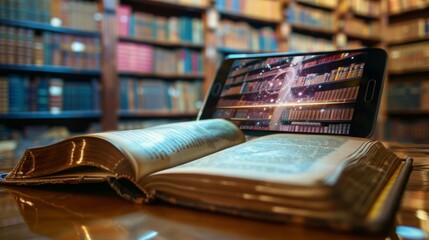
<box><xmin>387</xmin><ymin>110</ymin><xmax>429</xmax><ymax>117</ymax></box>
<box><xmin>389</xmin><ymin>5</ymin><xmax>429</xmax><ymax>19</ymax></box>
<box><xmin>0</xmin><ymin>64</ymin><xmax>101</xmax><ymax>75</ymax></box>
<box><xmin>389</xmin><ymin>66</ymin><xmax>429</xmax><ymax>76</ymax></box>
<box><xmin>351</xmin><ymin>12</ymin><xmax>380</xmax><ymax>20</ymax></box>
<box><xmin>119</xmin><ymin>36</ymin><xmax>204</xmax><ymax>49</ymax></box>
<box><xmin>217</xmin><ymin>9</ymin><xmax>281</xmax><ymax>26</ymax></box>
<box><xmin>121</xmin><ymin>0</ymin><xmax>208</xmax><ymax>13</ymax></box>
<box><xmin>118</xmin><ymin>71</ymin><xmax>204</xmax><ymax>79</ymax></box>
<box><xmin>289</xmin><ymin>23</ymin><xmax>337</xmax><ymax>37</ymax></box>
<box><xmin>344</xmin><ymin>32</ymin><xmax>381</xmax><ymax>43</ymax></box>
<box><xmin>296</xmin><ymin>0</ymin><xmax>335</xmax><ymax>11</ymax></box>
<box><xmin>0</xmin><ymin>18</ymin><xmax>101</xmax><ymax>37</ymax></box>
<box><xmin>387</xmin><ymin>36</ymin><xmax>429</xmax><ymax>46</ymax></box>
<box><xmin>0</xmin><ymin>111</ymin><xmax>101</xmax><ymax>120</ymax></box>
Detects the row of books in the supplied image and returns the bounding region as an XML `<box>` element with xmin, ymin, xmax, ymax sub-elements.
<box><xmin>294</xmin><ymin>63</ymin><xmax>364</xmax><ymax>87</ymax></box>
<box><xmin>216</xmin><ymin>20</ymin><xmax>278</xmax><ymax>52</ymax></box>
<box><xmin>117</xmin><ymin>42</ymin><xmax>203</xmax><ymax>74</ymax></box>
<box><xmin>287</xmin><ymin>3</ymin><xmax>337</xmax><ymax>32</ymax></box>
<box><xmin>388</xmin><ymin>18</ymin><xmax>429</xmax><ymax>43</ymax></box>
<box><xmin>385</xmin><ymin>119</ymin><xmax>429</xmax><ymax>143</ymax></box>
<box><xmin>228</xmin><ymin>57</ymin><xmax>292</xmax><ymax>79</ymax></box>
<box><xmin>0</xmin><ymin>25</ymin><xmax>101</xmax><ymax>69</ymax></box>
<box><xmin>0</xmin><ymin>75</ymin><xmax>99</xmax><ymax>113</ymax></box>
<box><xmin>389</xmin><ymin>41</ymin><xmax>429</xmax><ymax>73</ymax></box>
<box><xmin>388</xmin><ymin>0</ymin><xmax>429</xmax><ymax>14</ymax></box>
<box><xmin>287</xmin><ymin>33</ymin><xmax>335</xmax><ymax>52</ymax></box>
<box><xmin>222</xmin><ymin>77</ymin><xmax>282</xmax><ymax>97</ymax></box>
<box><xmin>348</xmin><ymin>0</ymin><xmax>381</xmax><ymax>17</ymax></box>
<box><xmin>302</xmin><ymin>51</ymin><xmax>361</xmax><ymax>68</ymax></box>
<box><xmin>117</xmin><ymin>6</ymin><xmax>204</xmax><ymax>44</ymax></box>
<box><xmin>281</xmin><ymin>107</ymin><xmax>354</xmax><ymax>121</ymax></box>
<box><xmin>119</xmin><ymin>78</ymin><xmax>202</xmax><ymax>113</ymax></box>
<box><xmin>277</xmin><ymin>123</ymin><xmax>351</xmax><ymax>135</ymax></box>
<box><xmin>233</xmin><ymin>108</ymin><xmax>272</xmax><ymax>120</ymax></box>
<box><xmin>215</xmin><ymin>0</ymin><xmax>282</xmax><ymax>21</ymax></box>
<box><xmin>0</xmin><ymin>0</ymin><xmax>100</xmax><ymax>31</ymax></box>
<box><xmin>0</xmin><ymin>25</ymin><xmax>33</xmax><ymax>65</ymax></box>
<box><xmin>290</xmin><ymin>86</ymin><xmax>359</xmax><ymax>103</ymax></box>
<box><xmin>388</xmin><ymin>81</ymin><xmax>429</xmax><ymax>111</ymax></box>
<box><xmin>344</xmin><ymin>18</ymin><xmax>381</xmax><ymax>39</ymax></box>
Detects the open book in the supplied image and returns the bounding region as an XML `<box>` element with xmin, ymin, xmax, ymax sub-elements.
<box><xmin>0</xmin><ymin>119</ymin><xmax>412</xmax><ymax>233</ymax></box>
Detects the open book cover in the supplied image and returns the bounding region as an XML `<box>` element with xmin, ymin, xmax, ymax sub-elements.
<box><xmin>0</xmin><ymin>119</ymin><xmax>412</xmax><ymax>233</ymax></box>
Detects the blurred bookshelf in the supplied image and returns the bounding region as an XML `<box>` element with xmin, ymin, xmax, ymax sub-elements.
<box><xmin>384</xmin><ymin>0</ymin><xmax>429</xmax><ymax>143</ymax></box>
<box><xmin>1</xmin><ymin>0</ymin><xmax>429</xmax><ymax>161</ymax></box>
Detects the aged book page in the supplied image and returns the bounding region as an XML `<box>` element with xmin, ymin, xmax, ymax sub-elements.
<box><xmin>93</xmin><ymin>119</ymin><xmax>245</xmax><ymax>180</ymax></box>
<box><xmin>4</xmin><ymin>119</ymin><xmax>245</xmax><ymax>182</ymax></box>
<box><xmin>150</xmin><ymin>134</ymin><xmax>371</xmax><ymax>185</ymax></box>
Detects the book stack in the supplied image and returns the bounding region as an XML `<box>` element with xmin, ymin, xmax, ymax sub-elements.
<box><xmin>0</xmin><ymin>0</ymin><xmax>51</xmax><ymax>23</ymax></box>
<box><xmin>119</xmin><ymin>78</ymin><xmax>202</xmax><ymax>113</ymax></box>
<box><xmin>0</xmin><ymin>25</ymin><xmax>34</xmax><ymax>65</ymax></box>
<box><xmin>217</xmin><ymin>20</ymin><xmax>278</xmax><ymax>52</ymax></box>
<box><xmin>117</xmin><ymin>5</ymin><xmax>204</xmax><ymax>44</ymax></box>
<box><xmin>0</xmin><ymin>25</ymin><xmax>101</xmax><ymax>69</ymax></box>
<box><xmin>388</xmin><ymin>18</ymin><xmax>429</xmax><ymax>43</ymax></box>
<box><xmin>0</xmin><ymin>0</ymin><xmax>99</xmax><ymax>31</ymax></box>
<box><xmin>50</xmin><ymin>0</ymin><xmax>100</xmax><ymax>31</ymax></box>
<box><xmin>117</xmin><ymin>42</ymin><xmax>204</xmax><ymax>74</ymax></box>
<box><xmin>389</xmin><ymin>41</ymin><xmax>429</xmax><ymax>73</ymax></box>
<box><xmin>0</xmin><ymin>75</ymin><xmax>100</xmax><ymax>113</ymax></box>
<box><xmin>350</xmin><ymin>0</ymin><xmax>381</xmax><ymax>17</ymax></box>
<box><xmin>388</xmin><ymin>0</ymin><xmax>429</xmax><ymax>14</ymax></box>
<box><xmin>288</xmin><ymin>33</ymin><xmax>335</xmax><ymax>52</ymax></box>
<box><xmin>385</xmin><ymin>119</ymin><xmax>429</xmax><ymax>143</ymax></box>
<box><xmin>41</xmin><ymin>32</ymin><xmax>101</xmax><ymax>69</ymax></box>
<box><xmin>344</xmin><ymin>17</ymin><xmax>381</xmax><ymax>39</ymax></box>
<box><xmin>215</xmin><ymin>0</ymin><xmax>282</xmax><ymax>21</ymax></box>
<box><xmin>388</xmin><ymin>81</ymin><xmax>429</xmax><ymax>111</ymax></box>
<box><xmin>287</xmin><ymin>3</ymin><xmax>336</xmax><ymax>31</ymax></box>
<box><xmin>116</xmin><ymin>42</ymin><xmax>154</xmax><ymax>73</ymax></box>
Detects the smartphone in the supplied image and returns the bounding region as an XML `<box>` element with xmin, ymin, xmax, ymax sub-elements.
<box><xmin>198</xmin><ymin>48</ymin><xmax>388</xmax><ymax>138</ymax></box>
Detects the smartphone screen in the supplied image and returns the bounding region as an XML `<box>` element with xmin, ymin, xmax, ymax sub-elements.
<box><xmin>199</xmin><ymin>48</ymin><xmax>387</xmax><ymax>137</ymax></box>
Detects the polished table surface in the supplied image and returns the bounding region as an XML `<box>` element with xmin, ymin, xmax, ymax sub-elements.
<box><xmin>0</xmin><ymin>145</ymin><xmax>428</xmax><ymax>240</ymax></box>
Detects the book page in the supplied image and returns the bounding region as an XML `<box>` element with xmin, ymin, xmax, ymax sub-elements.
<box><xmin>92</xmin><ymin>119</ymin><xmax>245</xmax><ymax>180</ymax></box>
<box><xmin>153</xmin><ymin>134</ymin><xmax>370</xmax><ymax>185</ymax></box>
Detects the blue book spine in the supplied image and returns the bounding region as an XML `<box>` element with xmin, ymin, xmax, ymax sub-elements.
<box><xmin>120</xmin><ymin>78</ymin><xmax>128</xmax><ymax>110</ymax></box>
<box><xmin>91</xmin><ymin>78</ymin><xmax>100</xmax><ymax>111</ymax></box>
<box><xmin>8</xmin><ymin>75</ymin><xmax>24</xmax><ymax>112</ymax></box>
<box><xmin>129</xmin><ymin>14</ymin><xmax>135</xmax><ymax>37</ymax></box>
<box><xmin>37</xmin><ymin>77</ymin><xmax>49</xmax><ymax>112</ymax></box>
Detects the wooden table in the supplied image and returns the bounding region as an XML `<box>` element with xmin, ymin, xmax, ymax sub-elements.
<box><xmin>0</xmin><ymin>146</ymin><xmax>428</xmax><ymax>240</ymax></box>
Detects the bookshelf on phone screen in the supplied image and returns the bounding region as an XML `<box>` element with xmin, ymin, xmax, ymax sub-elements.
<box><xmin>199</xmin><ymin>48</ymin><xmax>387</xmax><ymax>138</ymax></box>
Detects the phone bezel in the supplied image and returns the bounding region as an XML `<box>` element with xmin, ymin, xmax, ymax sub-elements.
<box><xmin>198</xmin><ymin>48</ymin><xmax>388</xmax><ymax>138</ymax></box>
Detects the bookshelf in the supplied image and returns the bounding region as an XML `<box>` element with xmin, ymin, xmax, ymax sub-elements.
<box><xmin>384</xmin><ymin>0</ymin><xmax>429</xmax><ymax>143</ymax></box>
<box><xmin>115</xmin><ymin>0</ymin><xmax>208</xmax><ymax>128</ymax></box>
<box><xmin>1</xmin><ymin>0</ymin><xmax>428</xmax><ymax>146</ymax></box>
<box><xmin>213</xmin><ymin>52</ymin><xmax>365</xmax><ymax>134</ymax></box>
<box><xmin>282</xmin><ymin>0</ymin><xmax>338</xmax><ymax>52</ymax></box>
<box><xmin>0</xmin><ymin>0</ymin><xmax>103</xmax><ymax>142</ymax></box>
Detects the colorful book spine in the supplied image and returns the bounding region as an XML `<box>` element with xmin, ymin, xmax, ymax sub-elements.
<box><xmin>287</xmin><ymin>3</ymin><xmax>336</xmax><ymax>31</ymax></box>
<box><xmin>217</xmin><ymin>19</ymin><xmax>278</xmax><ymax>52</ymax></box>
<box><xmin>389</xmin><ymin>41</ymin><xmax>429</xmax><ymax>72</ymax></box>
<box><xmin>119</xmin><ymin>78</ymin><xmax>202</xmax><ymax>113</ymax></box>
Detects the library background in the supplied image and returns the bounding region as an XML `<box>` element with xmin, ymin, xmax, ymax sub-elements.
<box><xmin>0</xmin><ymin>0</ymin><xmax>428</xmax><ymax>159</ymax></box>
